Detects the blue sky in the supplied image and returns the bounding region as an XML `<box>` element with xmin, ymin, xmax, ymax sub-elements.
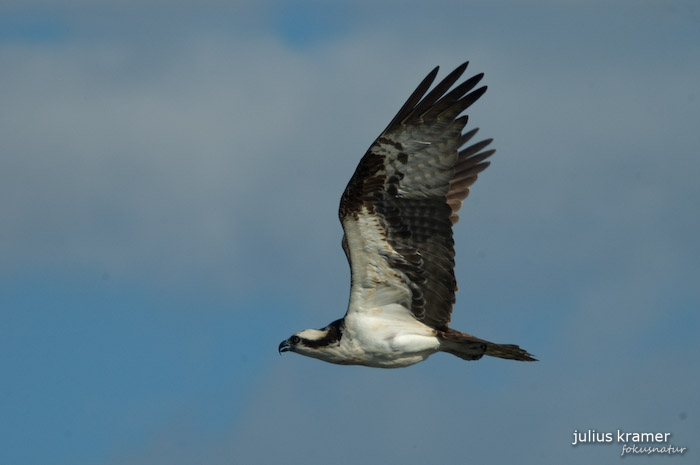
<box><xmin>1</xmin><ymin>1</ymin><xmax>699</xmax><ymax>464</ymax></box>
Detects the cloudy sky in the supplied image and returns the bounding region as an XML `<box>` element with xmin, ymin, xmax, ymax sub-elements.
<box><xmin>2</xmin><ymin>1</ymin><xmax>699</xmax><ymax>464</ymax></box>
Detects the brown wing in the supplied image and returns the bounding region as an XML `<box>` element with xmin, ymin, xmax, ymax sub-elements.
<box><xmin>339</xmin><ymin>62</ymin><xmax>494</xmax><ymax>331</ymax></box>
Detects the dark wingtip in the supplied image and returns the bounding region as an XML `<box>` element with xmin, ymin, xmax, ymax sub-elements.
<box><xmin>454</xmin><ymin>60</ymin><xmax>469</xmax><ymax>75</ymax></box>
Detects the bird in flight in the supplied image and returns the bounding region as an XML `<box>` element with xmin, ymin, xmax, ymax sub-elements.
<box><xmin>279</xmin><ymin>62</ymin><xmax>536</xmax><ymax>368</ymax></box>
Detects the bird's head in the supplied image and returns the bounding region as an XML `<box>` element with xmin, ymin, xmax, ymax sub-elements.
<box><xmin>278</xmin><ymin>319</ymin><xmax>344</xmax><ymax>361</ymax></box>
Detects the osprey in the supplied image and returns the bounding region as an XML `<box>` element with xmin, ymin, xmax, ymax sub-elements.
<box><xmin>279</xmin><ymin>62</ymin><xmax>536</xmax><ymax>368</ymax></box>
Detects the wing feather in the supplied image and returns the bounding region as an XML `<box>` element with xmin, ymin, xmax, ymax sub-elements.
<box><xmin>339</xmin><ymin>63</ymin><xmax>494</xmax><ymax>330</ymax></box>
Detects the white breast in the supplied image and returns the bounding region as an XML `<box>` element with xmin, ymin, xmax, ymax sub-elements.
<box><xmin>341</xmin><ymin>304</ymin><xmax>440</xmax><ymax>368</ymax></box>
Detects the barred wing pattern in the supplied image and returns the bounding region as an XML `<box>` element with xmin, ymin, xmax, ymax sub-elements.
<box><xmin>339</xmin><ymin>62</ymin><xmax>495</xmax><ymax>331</ymax></box>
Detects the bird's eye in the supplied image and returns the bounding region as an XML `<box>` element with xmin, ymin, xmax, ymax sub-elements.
<box><xmin>290</xmin><ymin>335</ymin><xmax>301</xmax><ymax>344</ymax></box>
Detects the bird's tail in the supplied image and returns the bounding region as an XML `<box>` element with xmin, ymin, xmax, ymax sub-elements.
<box><xmin>483</xmin><ymin>341</ymin><xmax>537</xmax><ymax>361</ymax></box>
<box><xmin>438</xmin><ymin>328</ymin><xmax>537</xmax><ymax>362</ymax></box>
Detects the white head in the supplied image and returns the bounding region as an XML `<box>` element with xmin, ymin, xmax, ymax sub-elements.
<box><xmin>278</xmin><ymin>319</ymin><xmax>346</xmax><ymax>362</ymax></box>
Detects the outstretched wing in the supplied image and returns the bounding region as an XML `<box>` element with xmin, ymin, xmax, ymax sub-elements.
<box><xmin>339</xmin><ymin>62</ymin><xmax>494</xmax><ymax>331</ymax></box>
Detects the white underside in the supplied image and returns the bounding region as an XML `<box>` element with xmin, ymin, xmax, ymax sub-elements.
<box><xmin>343</xmin><ymin>309</ymin><xmax>441</xmax><ymax>367</ymax></box>
<box><xmin>295</xmin><ymin>303</ymin><xmax>441</xmax><ymax>368</ymax></box>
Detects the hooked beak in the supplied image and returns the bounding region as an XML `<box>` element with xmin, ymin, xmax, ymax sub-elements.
<box><xmin>278</xmin><ymin>339</ymin><xmax>291</xmax><ymax>354</ymax></box>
